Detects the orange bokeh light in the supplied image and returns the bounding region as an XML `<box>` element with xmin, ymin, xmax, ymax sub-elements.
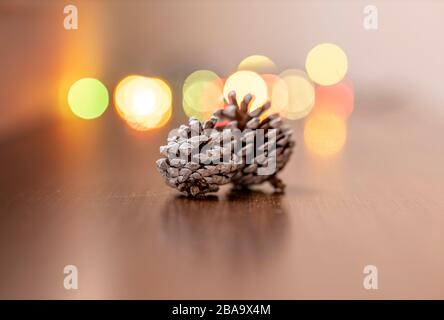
<box><xmin>114</xmin><ymin>75</ymin><xmax>172</xmax><ymax>131</ymax></box>
<box><xmin>312</xmin><ymin>78</ymin><xmax>354</xmax><ymax>119</ymax></box>
<box><xmin>304</xmin><ymin>112</ymin><xmax>347</xmax><ymax>157</ymax></box>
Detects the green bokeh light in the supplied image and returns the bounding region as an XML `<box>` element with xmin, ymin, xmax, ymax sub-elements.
<box><xmin>67</xmin><ymin>78</ymin><xmax>109</xmax><ymax>119</ymax></box>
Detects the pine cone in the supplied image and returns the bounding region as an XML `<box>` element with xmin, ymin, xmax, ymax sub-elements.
<box><xmin>214</xmin><ymin>92</ymin><xmax>295</xmax><ymax>192</ymax></box>
<box><xmin>156</xmin><ymin>91</ymin><xmax>295</xmax><ymax>197</ymax></box>
<box><xmin>156</xmin><ymin>116</ymin><xmax>242</xmax><ymax>197</ymax></box>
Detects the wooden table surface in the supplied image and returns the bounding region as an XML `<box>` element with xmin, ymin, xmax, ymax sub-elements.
<box><xmin>1</xmin><ymin>102</ymin><xmax>444</xmax><ymax>299</ymax></box>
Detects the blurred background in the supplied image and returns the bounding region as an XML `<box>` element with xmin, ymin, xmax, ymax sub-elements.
<box><xmin>2</xmin><ymin>0</ymin><xmax>443</xmax><ymax>138</ymax></box>
<box><xmin>1</xmin><ymin>0</ymin><xmax>444</xmax><ymax>299</ymax></box>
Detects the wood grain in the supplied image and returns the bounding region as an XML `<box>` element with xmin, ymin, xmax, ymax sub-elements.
<box><xmin>0</xmin><ymin>106</ymin><xmax>443</xmax><ymax>299</ymax></box>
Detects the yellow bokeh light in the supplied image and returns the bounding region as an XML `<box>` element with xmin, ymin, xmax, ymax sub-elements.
<box><xmin>223</xmin><ymin>70</ymin><xmax>268</xmax><ymax>112</ymax></box>
<box><xmin>115</xmin><ymin>75</ymin><xmax>172</xmax><ymax>131</ymax></box>
<box><xmin>304</xmin><ymin>113</ymin><xmax>347</xmax><ymax>157</ymax></box>
<box><xmin>238</xmin><ymin>55</ymin><xmax>277</xmax><ymax>74</ymax></box>
<box><xmin>279</xmin><ymin>69</ymin><xmax>315</xmax><ymax>120</ymax></box>
<box><xmin>183</xmin><ymin>70</ymin><xmax>224</xmax><ymax>121</ymax></box>
<box><xmin>305</xmin><ymin>43</ymin><xmax>348</xmax><ymax>86</ymax></box>
<box><xmin>261</xmin><ymin>74</ymin><xmax>289</xmax><ymax>118</ymax></box>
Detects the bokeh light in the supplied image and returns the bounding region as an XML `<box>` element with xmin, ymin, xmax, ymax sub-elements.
<box><xmin>313</xmin><ymin>78</ymin><xmax>354</xmax><ymax>119</ymax></box>
<box><xmin>126</xmin><ymin>102</ymin><xmax>172</xmax><ymax>131</ymax></box>
<box><xmin>279</xmin><ymin>69</ymin><xmax>315</xmax><ymax>120</ymax></box>
<box><xmin>238</xmin><ymin>55</ymin><xmax>277</xmax><ymax>74</ymax></box>
<box><xmin>183</xmin><ymin>70</ymin><xmax>224</xmax><ymax>121</ymax></box>
<box><xmin>67</xmin><ymin>78</ymin><xmax>109</xmax><ymax>120</ymax></box>
<box><xmin>305</xmin><ymin>43</ymin><xmax>348</xmax><ymax>86</ymax></box>
<box><xmin>223</xmin><ymin>70</ymin><xmax>268</xmax><ymax>112</ymax></box>
<box><xmin>261</xmin><ymin>74</ymin><xmax>289</xmax><ymax>118</ymax></box>
<box><xmin>115</xmin><ymin>75</ymin><xmax>172</xmax><ymax>131</ymax></box>
<box><xmin>304</xmin><ymin>112</ymin><xmax>347</xmax><ymax>157</ymax></box>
